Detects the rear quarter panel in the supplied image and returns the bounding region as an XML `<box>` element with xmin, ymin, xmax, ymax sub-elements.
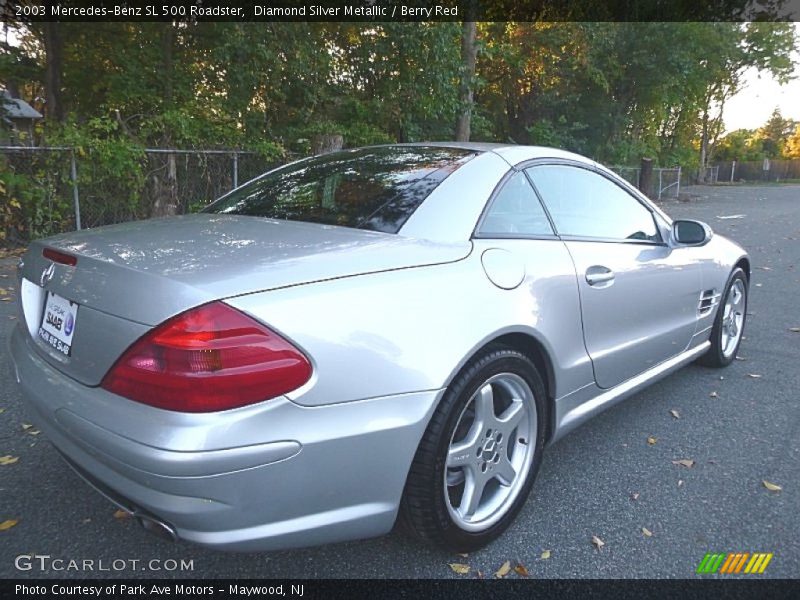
<box><xmin>226</xmin><ymin>243</ymin><xmax>595</xmax><ymax>407</ymax></box>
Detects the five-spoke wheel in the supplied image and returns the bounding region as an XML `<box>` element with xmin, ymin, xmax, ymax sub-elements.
<box><xmin>400</xmin><ymin>347</ymin><xmax>545</xmax><ymax>551</ymax></box>
<box><xmin>699</xmin><ymin>267</ymin><xmax>748</xmax><ymax>368</ymax></box>
<box><xmin>444</xmin><ymin>374</ymin><xmax>537</xmax><ymax>531</ymax></box>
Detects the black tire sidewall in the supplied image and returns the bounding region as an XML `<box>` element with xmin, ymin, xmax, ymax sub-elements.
<box><xmin>405</xmin><ymin>348</ymin><xmax>547</xmax><ymax>552</ymax></box>
<box><xmin>705</xmin><ymin>268</ymin><xmax>748</xmax><ymax>367</ymax></box>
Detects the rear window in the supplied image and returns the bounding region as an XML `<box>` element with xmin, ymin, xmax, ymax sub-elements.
<box><xmin>203</xmin><ymin>146</ymin><xmax>477</xmax><ymax>233</ymax></box>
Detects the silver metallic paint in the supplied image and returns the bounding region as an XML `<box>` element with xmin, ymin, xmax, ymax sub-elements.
<box><xmin>9</xmin><ymin>143</ymin><xmax>750</xmax><ymax>551</ymax></box>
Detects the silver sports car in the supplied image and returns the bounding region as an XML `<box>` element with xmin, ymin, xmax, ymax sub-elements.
<box><xmin>9</xmin><ymin>143</ymin><xmax>749</xmax><ymax>552</ymax></box>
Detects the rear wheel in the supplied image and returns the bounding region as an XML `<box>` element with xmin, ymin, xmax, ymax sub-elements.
<box><xmin>400</xmin><ymin>347</ymin><xmax>546</xmax><ymax>552</ymax></box>
<box><xmin>698</xmin><ymin>267</ymin><xmax>748</xmax><ymax>368</ymax></box>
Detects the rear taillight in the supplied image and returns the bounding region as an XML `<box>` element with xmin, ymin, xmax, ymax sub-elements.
<box><xmin>101</xmin><ymin>302</ymin><xmax>311</xmax><ymax>412</ymax></box>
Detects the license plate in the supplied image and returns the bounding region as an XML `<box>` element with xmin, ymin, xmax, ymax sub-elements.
<box><xmin>38</xmin><ymin>291</ymin><xmax>79</xmax><ymax>357</ymax></box>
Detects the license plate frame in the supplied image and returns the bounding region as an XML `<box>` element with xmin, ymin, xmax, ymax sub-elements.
<box><xmin>38</xmin><ymin>291</ymin><xmax>79</xmax><ymax>357</ymax></box>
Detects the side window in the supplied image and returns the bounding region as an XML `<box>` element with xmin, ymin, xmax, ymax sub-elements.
<box><xmin>478</xmin><ymin>171</ymin><xmax>554</xmax><ymax>237</ymax></box>
<box><xmin>526</xmin><ymin>165</ymin><xmax>661</xmax><ymax>242</ymax></box>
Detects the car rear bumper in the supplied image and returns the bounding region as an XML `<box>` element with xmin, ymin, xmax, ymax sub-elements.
<box><xmin>8</xmin><ymin>324</ymin><xmax>441</xmax><ymax>551</ymax></box>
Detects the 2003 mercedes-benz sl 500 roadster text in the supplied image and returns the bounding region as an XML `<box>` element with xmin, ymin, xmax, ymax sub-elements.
<box><xmin>9</xmin><ymin>143</ymin><xmax>749</xmax><ymax>551</ymax></box>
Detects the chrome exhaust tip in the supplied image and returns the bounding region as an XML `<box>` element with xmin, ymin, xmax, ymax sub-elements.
<box><xmin>135</xmin><ymin>514</ymin><xmax>178</xmax><ymax>542</ymax></box>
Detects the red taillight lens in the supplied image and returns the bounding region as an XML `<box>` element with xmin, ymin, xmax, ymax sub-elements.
<box><xmin>101</xmin><ymin>302</ymin><xmax>312</xmax><ymax>412</ymax></box>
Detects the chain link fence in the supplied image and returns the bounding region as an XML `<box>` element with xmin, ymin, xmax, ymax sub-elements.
<box><xmin>609</xmin><ymin>166</ymin><xmax>682</xmax><ymax>200</ymax></box>
<box><xmin>1</xmin><ymin>147</ymin><xmax>79</xmax><ymax>243</ymax></box>
<box><xmin>1</xmin><ymin>146</ymin><xmax>279</xmax><ymax>245</ymax></box>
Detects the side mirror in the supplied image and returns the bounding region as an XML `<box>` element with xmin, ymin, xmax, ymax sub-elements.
<box><xmin>672</xmin><ymin>219</ymin><xmax>712</xmax><ymax>246</ymax></box>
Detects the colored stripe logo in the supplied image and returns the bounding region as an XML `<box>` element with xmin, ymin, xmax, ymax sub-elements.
<box><xmin>696</xmin><ymin>552</ymin><xmax>773</xmax><ymax>574</ymax></box>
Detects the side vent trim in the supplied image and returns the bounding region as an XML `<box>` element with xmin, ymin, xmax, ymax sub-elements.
<box><xmin>698</xmin><ymin>289</ymin><xmax>720</xmax><ymax>316</ymax></box>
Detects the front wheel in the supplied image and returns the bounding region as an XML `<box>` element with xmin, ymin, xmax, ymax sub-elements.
<box><xmin>399</xmin><ymin>347</ymin><xmax>546</xmax><ymax>552</ymax></box>
<box><xmin>698</xmin><ymin>267</ymin><xmax>748</xmax><ymax>368</ymax></box>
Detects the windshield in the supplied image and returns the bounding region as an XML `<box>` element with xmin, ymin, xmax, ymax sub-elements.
<box><xmin>203</xmin><ymin>146</ymin><xmax>477</xmax><ymax>233</ymax></box>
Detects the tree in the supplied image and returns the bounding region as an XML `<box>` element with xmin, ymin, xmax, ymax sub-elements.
<box><xmin>751</xmin><ymin>108</ymin><xmax>797</xmax><ymax>158</ymax></box>
<box><xmin>42</xmin><ymin>22</ymin><xmax>65</xmax><ymax>121</ymax></box>
<box><xmin>455</xmin><ymin>21</ymin><xmax>477</xmax><ymax>141</ymax></box>
<box><xmin>714</xmin><ymin>129</ymin><xmax>762</xmax><ymax>161</ymax></box>
<box><xmin>786</xmin><ymin>124</ymin><xmax>800</xmax><ymax>159</ymax></box>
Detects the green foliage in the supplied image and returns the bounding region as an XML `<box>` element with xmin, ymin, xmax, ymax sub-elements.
<box><xmin>751</xmin><ymin>108</ymin><xmax>798</xmax><ymax>158</ymax></box>
<box><xmin>0</xmin><ymin>20</ymin><xmax>797</xmax><ymax>243</ymax></box>
<box><xmin>0</xmin><ymin>154</ymin><xmax>72</xmax><ymax>242</ymax></box>
<box><xmin>786</xmin><ymin>125</ymin><xmax>800</xmax><ymax>159</ymax></box>
<box><xmin>714</xmin><ymin>129</ymin><xmax>764</xmax><ymax>161</ymax></box>
<box><xmin>715</xmin><ymin>109</ymin><xmax>800</xmax><ymax>161</ymax></box>
<box><xmin>47</xmin><ymin>118</ymin><xmax>148</xmax><ymax>219</ymax></box>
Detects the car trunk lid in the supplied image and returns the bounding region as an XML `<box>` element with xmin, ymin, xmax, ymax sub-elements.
<box><xmin>18</xmin><ymin>214</ymin><xmax>471</xmax><ymax>385</ymax></box>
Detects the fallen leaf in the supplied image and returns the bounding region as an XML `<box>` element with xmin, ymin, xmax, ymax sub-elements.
<box><xmin>81</xmin><ymin>518</ymin><xmax>91</xmax><ymax>524</ymax></box>
<box><xmin>747</xmin><ymin>373</ymin><xmax>762</xmax><ymax>379</ymax></box>
<box><xmin>113</xmin><ymin>509</ymin><xmax>131</xmax><ymax>520</ymax></box>
<box><xmin>0</xmin><ymin>519</ymin><xmax>18</xmax><ymax>531</ymax></box>
<box><xmin>0</xmin><ymin>456</ymin><xmax>19</xmax><ymax>466</ymax></box>
<box><xmin>0</xmin><ymin>408</ymin><xmax>5</xmax><ymax>414</ymax></box>
<box><xmin>670</xmin><ymin>409</ymin><xmax>680</xmax><ymax>419</ymax></box>
<box><xmin>642</xmin><ymin>527</ymin><xmax>653</xmax><ymax>537</ymax></box>
<box><xmin>449</xmin><ymin>563</ymin><xmax>470</xmax><ymax>575</ymax></box>
<box><xmin>631</xmin><ymin>492</ymin><xmax>640</xmax><ymax>501</ymax></box>
<box><xmin>540</xmin><ymin>549</ymin><xmax>551</xmax><ymax>559</ymax></box>
<box><xmin>514</xmin><ymin>564</ymin><xmax>530</xmax><ymax>577</ymax></box>
<box><xmin>495</xmin><ymin>560</ymin><xmax>512</xmax><ymax>578</ymax></box>
<box><xmin>762</xmin><ymin>480</ymin><xmax>782</xmax><ymax>492</ymax></box>
<box><xmin>456</xmin><ymin>553</ymin><xmax>469</xmax><ymax>558</ymax></box>
<box><xmin>759</xmin><ymin>266</ymin><xmax>772</xmax><ymax>271</ymax></box>
<box><xmin>709</xmin><ymin>391</ymin><xmax>719</xmax><ymax>398</ymax></box>
<box><xmin>27</xmin><ymin>430</ymin><xmax>40</xmax><ymax>436</ymax></box>
<box><xmin>789</xmin><ymin>327</ymin><xmax>800</xmax><ymax>333</ymax></box>
<box><xmin>591</xmin><ymin>535</ymin><xmax>605</xmax><ymax>551</ymax></box>
<box><xmin>735</xmin><ymin>356</ymin><xmax>747</xmax><ymax>361</ymax></box>
<box><xmin>678</xmin><ymin>480</ymin><xmax>684</xmax><ymax>487</ymax></box>
<box><xmin>476</xmin><ymin>570</ymin><xmax>484</xmax><ymax>579</ymax></box>
<box><xmin>647</xmin><ymin>436</ymin><xmax>657</xmax><ymax>446</ymax></box>
<box><xmin>21</xmin><ymin>423</ymin><xmax>33</xmax><ymax>430</ymax></box>
<box><xmin>672</xmin><ymin>459</ymin><xmax>695</xmax><ymax>468</ymax></box>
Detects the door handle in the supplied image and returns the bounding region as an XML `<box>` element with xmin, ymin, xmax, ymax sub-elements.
<box><xmin>585</xmin><ymin>266</ymin><xmax>615</xmax><ymax>286</ymax></box>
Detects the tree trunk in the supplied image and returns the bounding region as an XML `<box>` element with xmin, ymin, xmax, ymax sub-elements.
<box><xmin>151</xmin><ymin>153</ymin><xmax>178</xmax><ymax>218</ymax></box>
<box><xmin>151</xmin><ymin>24</ymin><xmax>178</xmax><ymax>218</ymax></box>
<box><xmin>698</xmin><ymin>105</ymin><xmax>710</xmax><ymax>184</ymax></box>
<box><xmin>161</xmin><ymin>23</ymin><xmax>175</xmax><ymax>107</ymax></box>
<box><xmin>42</xmin><ymin>22</ymin><xmax>65</xmax><ymax>122</ymax></box>
<box><xmin>455</xmin><ymin>21</ymin><xmax>477</xmax><ymax>142</ymax></box>
<box><xmin>311</xmin><ymin>134</ymin><xmax>343</xmax><ymax>155</ymax></box>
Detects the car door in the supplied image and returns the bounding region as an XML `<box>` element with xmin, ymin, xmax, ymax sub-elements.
<box><xmin>473</xmin><ymin>169</ymin><xmax>595</xmax><ymax>398</ymax></box>
<box><xmin>525</xmin><ymin>162</ymin><xmax>702</xmax><ymax>389</ymax></box>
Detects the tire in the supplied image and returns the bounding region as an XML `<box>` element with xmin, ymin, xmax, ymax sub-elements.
<box><xmin>399</xmin><ymin>346</ymin><xmax>546</xmax><ymax>552</ymax></box>
<box><xmin>697</xmin><ymin>267</ymin><xmax>748</xmax><ymax>368</ymax></box>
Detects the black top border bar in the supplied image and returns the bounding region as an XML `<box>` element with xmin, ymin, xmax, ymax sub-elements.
<box><xmin>3</xmin><ymin>0</ymin><xmax>800</xmax><ymax>22</ymax></box>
